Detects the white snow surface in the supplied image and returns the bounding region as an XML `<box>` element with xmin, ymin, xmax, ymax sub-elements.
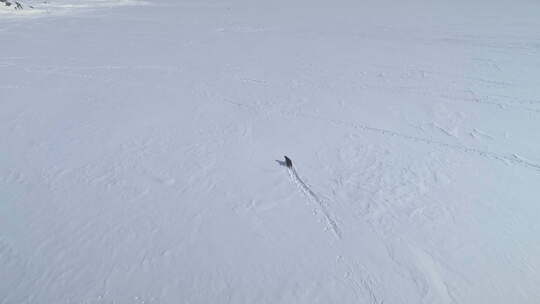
<box><xmin>0</xmin><ymin>0</ymin><xmax>145</xmax><ymax>17</ymax></box>
<box><xmin>2</xmin><ymin>0</ymin><xmax>540</xmax><ymax>303</ymax></box>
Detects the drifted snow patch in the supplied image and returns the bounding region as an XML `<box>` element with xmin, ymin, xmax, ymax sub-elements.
<box><xmin>0</xmin><ymin>0</ymin><xmax>147</xmax><ymax>17</ymax></box>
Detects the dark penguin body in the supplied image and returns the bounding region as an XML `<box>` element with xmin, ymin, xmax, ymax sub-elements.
<box><xmin>284</xmin><ymin>156</ymin><xmax>293</xmax><ymax>168</ymax></box>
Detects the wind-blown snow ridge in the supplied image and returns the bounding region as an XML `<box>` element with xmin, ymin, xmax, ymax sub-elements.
<box><xmin>226</xmin><ymin>100</ymin><xmax>540</xmax><ymax>172</ymax></box>
<box><xmin>297</xmin><ymin>113</ymin><xmax>540</xmax><ymax>172</ymax></box>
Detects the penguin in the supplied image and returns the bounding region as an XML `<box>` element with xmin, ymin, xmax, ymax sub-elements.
<box><xmin>284</xmin><ymin>156</ymin><xmax>293</xmax><ymax>168</ymax></box>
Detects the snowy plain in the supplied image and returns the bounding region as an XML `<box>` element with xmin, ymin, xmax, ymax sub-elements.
<box><xmin>1</xmin><ymin>0</ymin><xmax>540</xmax><ymax>303</ymax></box>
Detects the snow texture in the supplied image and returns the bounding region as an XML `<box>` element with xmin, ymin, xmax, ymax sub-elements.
<box><xmin>1</xmin><ymin>0</ymin><xmax>540</xmax><ymax>303</ymax></box>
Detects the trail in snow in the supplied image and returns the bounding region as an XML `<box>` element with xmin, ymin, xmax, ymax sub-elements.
<box><xmin>286</xmin><ymin>162</ymin><xmax>342</xmax><ymax>239</ymax></box>
<box><xmin>284</xmin><ymin>160</ymin><xmax>385</xmax><ymax>303</ymax></box>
